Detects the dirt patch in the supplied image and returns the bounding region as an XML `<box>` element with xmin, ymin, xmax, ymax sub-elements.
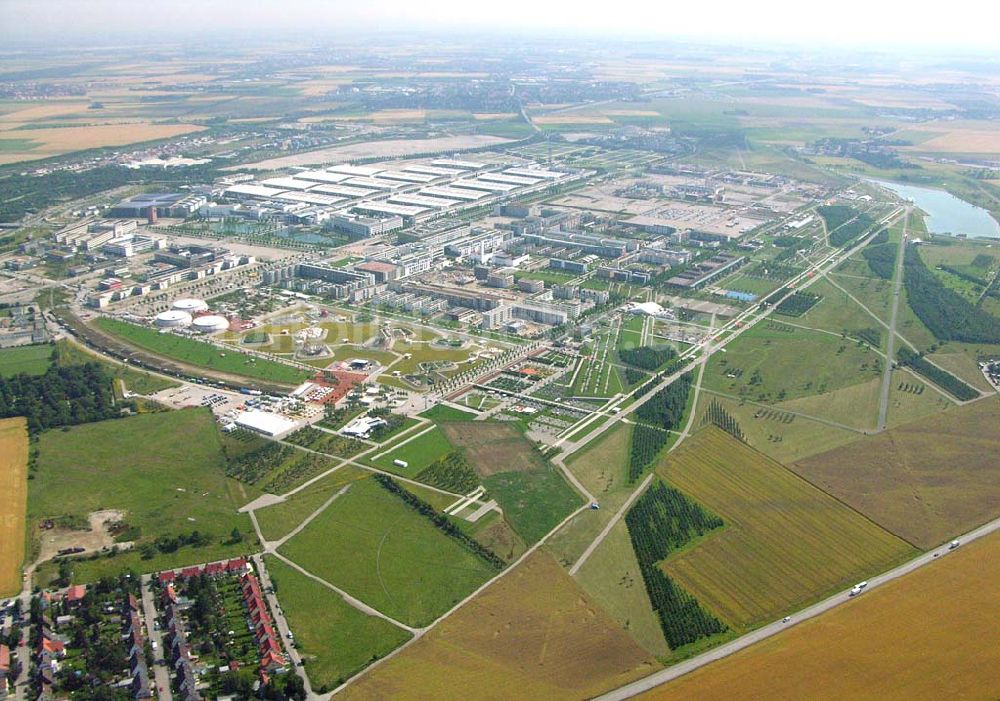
<box><xmin>342</xmin><ymin>552</ymin><xmax>659</xmax><ymax>700</ymax></box>
<box><xmin>440</xmin><ymin>422</ymin><xmax>546</xmax><ymax>477</ymax></box>
<box><xmin>36</xmin><ymin>509</ymin><xmax>132</xmax><ymax>564</ymax></box>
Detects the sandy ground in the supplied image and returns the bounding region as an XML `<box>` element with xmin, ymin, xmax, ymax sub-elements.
<box><xmin>36</xmin><ymin>509</ymin><xmax>133</xmax><ymax>564</ymax></box>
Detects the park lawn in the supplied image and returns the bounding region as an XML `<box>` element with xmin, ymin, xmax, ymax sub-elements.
<box><xmin>371</xmin><ymin>426</ymin><xmax>454</xmax><ymax>476</ymax></box>
<box><xmin>793</xmin><ymin>397</ymin><xmax>1000</xmax><ymax>549</ymax></box>
<box><xmin>703</xmin><ymin>320</ymin><xmax>883</xmax><ymax>403</ymax></box>
<box><xmin>254</xmin><ymin>466</ymin><xmax>370</xmax><ymax>542</ymax></box>
<box><xmin>0</xmin><ymin>417</ymin><xmax>28</xmax><ymax>597</ymax></box>
<box><xmin>482</xmin><ymin>468</ymin><xmax>582</xmax><ymax>546</ymax></box>
<box><xmin>658</xmin><ymin>428</ymin><xmax>917</xmax><ymax>629</ymax></box>
<box><xmin>390</xmin><ymin>344</ymin><xmax>482</xmax><ymax>377</ymax></box>
<box><xmin>797</xmin><ymin>278</ymin><xmax>888</xmax><ymax>344</ymax></box>
<box><xmin>827</xmin><ymin>269</ymin><xmax>894</xmax><ymax>324</ymax></box>
<box><xmin>265</xmin><ymin>555</ymin><xmax>410</xmax><ymax>692</ymax></box>
<box><xmin>94</xmin><ymin>317</ymin><xmax>309</xmax><ymax>385</ymax></box>
<box><xmin>0</xmin><ymin>343</ymin><xmax>52</xmax><ymax>377</ymax></box>
<box><xmin>885</xmin><ymin>368</ymin><xmax>956</xmax><ymax>428</ymax></box>
<box><xmin>775</xmin><ymin>377</ymin><xmax>882</xmax><ymax>431</ymax></box>
<box><xmin>641</xmin><ymin>529</ymin><xmax>1000</xmax><ymax>701</ymax></box>
<box><xmin>547</xmin><ymin>424</ymin><xmax>638</xmax><ymax>567</ymax></box>
<box><xmin>278</xmin><ymin>478</ymin><xmax>499</xmax><ymax>627</ymax></box>
<box><xmin>29</xmin><ymin>409</ymin><xmax>255</xmax><ymax>582</ymax></box>
<box><xmin>693</xmin><ymin>392</ymin><xmax>859</xmax><ymax>463</ymax></box>
<box><xmin>54</xmin><ymin>339</ymin><xmax>179</xmax><ymax>395</ymax></box>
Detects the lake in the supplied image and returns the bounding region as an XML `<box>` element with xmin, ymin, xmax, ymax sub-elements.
<box><xmin>869</xmin><ymin>179</ymin><xmax>1000</xmax><ymax>239</ymax></box>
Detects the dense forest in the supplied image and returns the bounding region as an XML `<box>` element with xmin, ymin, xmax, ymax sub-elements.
<box><xmin>0</xmin><ymin>362</ymin><xmax>122</xmax><ymax>432</ymax></box>
<box><xmin>903</xmin><ymin>246</ymin><xmax>1000</xmax><ymax>344</ymax></box>
<box><xmin>862</xmin><ymin>242</ymin><xmax>897</xmax><ymax>279</ymax></box>
<box><xmin>635</xmin><ymin>372</ymin><xmax>693</xmax><ymax>429</ymax></box>
<box><xmin>619</xmin><ymin>345</ymin><xmax>677</xmax><ymax>371</ymax></box>
<box><xmin>625</xmin><ymin>481</ymin><xmax>726</xmax><ymax>648</ymax></box>
<box><xmin>818</xmin><ymin>205</ymin><xmax>877</xmax><ymax>247</ymax></box>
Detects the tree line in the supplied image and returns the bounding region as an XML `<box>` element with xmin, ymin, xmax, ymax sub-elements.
<box><xmin>896</xmin><ymin>347</ymin><xmax>979</xmax><ymax>401</ymax></box>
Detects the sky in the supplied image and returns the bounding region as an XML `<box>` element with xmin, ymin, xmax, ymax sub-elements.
<box><xmin>1</xmin><ymin>0</ymin><xmax>998</xmax><ymax>50</ymax></box>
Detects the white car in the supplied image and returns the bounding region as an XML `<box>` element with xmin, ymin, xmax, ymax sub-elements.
<box><xmin>949</xmin><ymin>540</ymin><xmax>960</xmax><ymax>550</ymax></box>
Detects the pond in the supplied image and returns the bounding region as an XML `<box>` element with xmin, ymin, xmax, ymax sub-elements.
<box><xmin>869</xmin><ymin>179</ymin><xmax>1000</xmax><ymax>239</ymax></box>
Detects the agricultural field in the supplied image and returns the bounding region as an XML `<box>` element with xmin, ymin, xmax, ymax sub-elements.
<box><xmin>703</xmin><ymin>321</ymin><xmax>884</xmax><ymax>405</ymax></box>
<box><xmin>641</xmin><ymin>529</ymin><xmax>1000</xmax><ymax>701</ymax></box>
<box><xmin>94</xmin><ymin>318</ymin><xmax>309</xmax><ymax>384</ymax></box>
<box><xmin>793</xmin><ymin>397</ymin><xmax>1000</xmax><ymax>549</ymax></box>
<box><xmin>0</xmin><ymin>417</ymin><xmax>28</xmax><ymax>597</ymax></box>
<box><xmin>657</xmin><ymin>428</ymin><xmax>916</xmax><ymax>628</ymax></box>
<box><xmin>438</xmin><ymin>421</ymin><xmax>582</xmax><ymax>544</ymax></box>
<box><xmin>277</xmin><ymin>478</ymin><xmax>500</xmax><ymax>627</ymax></box>
<box><xmin>29</xmin><ymin>409</ymin><xmax>255</xmax><ymax>583</ymax></box>
<box><xmin>0</xmin><ymin>343</ymin><xmax>52</xmax><ymax>377</ymax></box>
<box><xmin>341</xmin><ymin>553</ymin><xmax>661</xmax><ymax>701</ymax></box>
<box><xmin>265</xmin><ymin>556</ymin><xmax>411</xmax><ymax>693</ymax></box>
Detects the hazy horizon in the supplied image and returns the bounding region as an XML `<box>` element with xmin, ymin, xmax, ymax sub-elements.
<box><xmin>1</xmin><ymin>0</ymin><xmax>998</xmax><ymax>52</ymax></box>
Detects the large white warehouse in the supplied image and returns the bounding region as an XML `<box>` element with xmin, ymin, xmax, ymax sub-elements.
<box><xmin>191</xmin><ymin>315</ymin><xmax>230</xmax><ymax>333</ymax></box>
<box><xmin>172</xmin><ymin>297</ymin><xmax>209</xmax><ymax>314</ymax></box>
<box><xmin>154</xmin><ymin>310</ymin><xmax>193</xmax><ymax>329</ymax></box>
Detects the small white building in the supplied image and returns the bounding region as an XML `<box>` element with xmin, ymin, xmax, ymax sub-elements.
<box><xmin>341</xmin><ymin>416</ymin><xmax>388</xmax><ymax>439</ymax></box>
<box><xmin>234</xmin><ymin>410</ymin><xmax>298</xmax><ymax>438</ymax></box>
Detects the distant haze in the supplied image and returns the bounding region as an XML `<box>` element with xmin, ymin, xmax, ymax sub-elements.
<box><xmin>1</xmin><ymin>0</ymin><xmax>998</xmax><ymax>50</ymax></box>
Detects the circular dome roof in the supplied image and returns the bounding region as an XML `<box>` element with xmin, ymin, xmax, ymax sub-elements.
<box><xmin>154</xmin><ymin>310</ymin><xmax>193</xmax><ymax>328</ymax></box>
<box><xmin>191</xmin><ymin>314</ymin><xmax>229</xmax><ymax>333</ymax></box>
<box><xmin>172</xmin><ymin>298</ymin><xmax>209</xmax><ymax>313</ymax></box>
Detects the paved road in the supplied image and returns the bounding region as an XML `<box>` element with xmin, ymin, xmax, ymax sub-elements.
<box><xmin>139</xmin><ymin>575</ymin><xmax>173</xmax><ymax>701</ymax></box>
<box><xmin>597</xmin><ymin>513</ymin><xmax>1000</xmax><ymax>701</ymax></box>
<box><xmin>877</xmin><ymin>208</ymin><xmax>911</xmax><ymax>431</ymax></box>
<box><xmin>252</xmin><ymin>555</ymin><xmax>314</xmax><ymax>696</ymax></box>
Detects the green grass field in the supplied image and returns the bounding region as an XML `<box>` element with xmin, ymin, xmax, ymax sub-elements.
<box><xmin>0</xmin><ymin>343</ymin><xmax>52</xmax><ymax>377</ymax></box>
<box><xmin>254</xmin><ymin>466</ymin><xmax>369</xmax><ymax>542</ymax></box>
<box><xmin>30</xmin><ymin>409</ymin><xmax>255</xmax><ymax>583</ymax></box>
<box><xmin>703</xmin><ymin>321</ymin><xmax>883</xmax><ymax>404</ymax></box>
<box><xmin>547</xmin><ymin>424</ymin><xmax>640</xmax><ymax>567</ymax></box>
<box><xmin>371</xmin><ymin>426</ymin><xmax>454</xmax><ymax>476</ymax></box>
<box><xmin>278</xmin><ymin>478</ymin><xmax>498</xmax><ymax>626</ymax></box>
<box><xmin>419</xmin><ymin>404</ymin><xmax>476</xmax><ymax>421</ymax></box>
<box><xmin>483</xmin><ymin>468</ymin><xmax>582</xmax><ymax>545</ymax></box>
<box><xmin>265</xmin><ymin>555</ymin><xmax>410</xmax><ymax>692</ymax></box>
<box><xmin>94</xmin><ymin>318</ymin><xmax>309</xmax><ymax>385</ymax></box>
<box><xmin>657</xmin><ymin>428</ymin><xmax>917</xmax><ymax>629</ymax></box>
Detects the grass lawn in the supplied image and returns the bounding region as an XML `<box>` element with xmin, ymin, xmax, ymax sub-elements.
<box><xmin>0</xmin><ymin>343</ymin><xmax>52</xmax><ymax>377</ymax></box>
<box><xmin>703</xmin><ymin>321</ymin><xmax>883</xmax><ymax>403</ymax></box>
<box><xmin>95</xmin><ymin>318</ymin><xmax>309</xmax><ymax>385</ymax></box>
<box><xmin>419</xmin><ymin>404</ymin><xmax>476</xmax><ymax>421</ymax></box>
<box><xmin>693</xmin><ymin>392</ymin><xmax>859</xmax><ymax>464</ymax></box>
<box><xmin>371</xmin><ymin>426</ymin><xmax>454</xmax><ymax>476</ymax></box>
<box><xmin>658</xmin><ymin>428</ymin><xmax>918</xmax><ymax>629</ymax></box>
<box><xmin>482</xmin><ymin>468</ymin><xmax>582</xmax><ymax>545</ymax></box>
<box><xmin>265</xmin><ymin>555</ymin><xmax>410</xmax><ymax>692</ymax></box>
<box><xmin>278</xmin><ymin>478</ymin><xmax>499</xmax><ymax>627</ymax></box>
<box><xmin>29</xmin><ymin>409</ymin><xmax>256</xmax><ymax>583</ymax></box>
<box><xmin>254</xmin><ymin>466</ymin><xmax>369</xmax><ymax>542</ymax></box>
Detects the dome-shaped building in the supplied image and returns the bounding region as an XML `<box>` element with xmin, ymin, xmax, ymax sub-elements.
<box><xmin>191</xmin><ymin>315</ymin><xmax>230</xmax><ymax>334</ymax></box>
<box><xmin>172</xmin><ymin>297</ymin><xmax>209</xmax><ymax>314</ymax></box>
<box><xmin>154</xmin><ymin>310</ymin><xmax>193</xmax><ymax>329</ymax></box>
